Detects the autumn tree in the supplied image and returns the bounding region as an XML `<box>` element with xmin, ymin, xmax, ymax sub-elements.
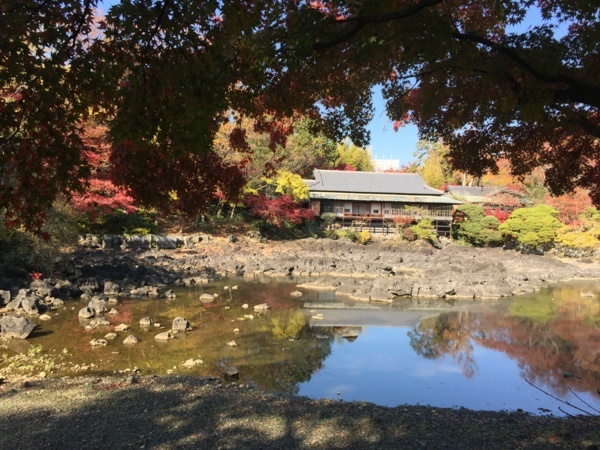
<box><xmin>413</xmin><ymin>140</ymin><xmax>456</xmax><ymax>189</ymax></box>
<box><xmin>336</xmin><ymin>140</ymin><xmax>374</xmax><ymax>172</ymax></box>
<box><xmin>70</xmin><ymin>121</ymin><xmax>137</xmax><ymax>220</ymax></box>
<box><xmin>244</xmin><ymin>194</ymin><xmax>315</xmax><ymax>229</ymax></box>
<box><xmin>3</xmin><ymin>1</ymin><xmax>600</xmax><ymax>231</ymax></box>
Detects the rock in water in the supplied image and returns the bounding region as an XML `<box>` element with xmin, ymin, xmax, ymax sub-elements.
<box><xmin>114</xmin><ymin>323</ymin><xmax>129</xmax><ymax>332</ymax></box>
<box><xmin>78</xmin><ymin>307</ymin><xmax>95</xmax><ymax>319</ymax></box>
<box><xmin>139</xmin><ymin>317</ymin><xmax>153</xmax><ymax>327</ymax></box>
<box><xmin>172</xmin><ymin>317</ymin><xmax>191</xmax><ymax>332</ymax></box>
<box><xmin>123</xmin><ymin>335</ymin><xmax>139</xmax><ymax>345</ymax></box>
<box><xmin>199</xmin><ymin>293</ymin><xmax>215</xmax><ymax>304</ymax></box>
<box><xmin>155</xmin><ymin>331</ymin><xmax>173</xmax><ymax>341</ymax></box>
<box><xmin>0</xmin><ymin>315</ymin><xmax>36</xmax><ymax>339</ymax></box>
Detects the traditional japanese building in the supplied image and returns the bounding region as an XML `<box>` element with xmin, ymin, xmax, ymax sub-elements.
<box><xmin>306</xmin><ymin>169</ymin><xmax>462</xmax><ymax>235</ymax></box>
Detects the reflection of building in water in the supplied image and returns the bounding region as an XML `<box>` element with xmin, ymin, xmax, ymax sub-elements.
<box><xmin>374</xmin><ymin>158</ymin><xmax>401</xmax><ymax>171</ymax></box>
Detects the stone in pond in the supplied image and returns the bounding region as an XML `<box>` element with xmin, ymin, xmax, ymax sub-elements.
<box><xmin>155</xmin><ymin>331</ymin><xmax>173</xmax><ymax>341</ymax></box>
<box><xmin>172</xmin><ymin>317</ymin><xmax>191</xmax><ymax>332</ymax></box>
<box><xmin>123</xmin><ymin>334</ymin><xmax>139</xmax><ymax>345</ymax></box>
<box><xmin>224</xmin><ymin>367</ymin><xmax>239</xmax><ymax>377</ymax></box>
<box><xmin>139</xmin><ymin>317</ymin><xmax>153</xmax><ymax>327</ymax></box>
<box><xmin>78</xmin><ymin>307</ymin><xmax>94</xmax><ymax>319</ymax></box>
<box><xmin>181</xmin><ymin>358</ymin><xmax>203</xmax><ymax>368</ymax></box>
<box><xmin>114</xmin><ymin>323</ymin><xmax>129</xmax><ymax>332</ymax></box>
<box><xmin>199</xmin><ymin>293</ymin><xmax>215</xmax><ymax>304</ymax></box>
<box><xmin>253</xmin><ymin>303</ymin><xmax>269</xmax><ymax>312</ymax></box>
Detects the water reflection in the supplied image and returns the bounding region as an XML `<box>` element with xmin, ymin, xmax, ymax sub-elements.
<box><xmin>0</xmin><ymin>277</ymin><xmax>598</xmax><ymax>415</ymax></box>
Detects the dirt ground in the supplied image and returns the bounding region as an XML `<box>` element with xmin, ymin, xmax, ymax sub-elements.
<box><xmin>0</xmin><ymin>375</ymin><xmax>598</xmax><ymax>450</ymax></box>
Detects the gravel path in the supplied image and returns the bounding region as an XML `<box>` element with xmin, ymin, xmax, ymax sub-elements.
<box><xmin>1</xmin><ymin>375</ymin><xmax>598</xmax><ymax>449</ymax></box>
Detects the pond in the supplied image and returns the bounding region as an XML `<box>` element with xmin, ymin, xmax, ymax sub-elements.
<box><xmin>1</xmin><ymin>277</ymin><xmax>599</xmax><ymax>416</ymax></box>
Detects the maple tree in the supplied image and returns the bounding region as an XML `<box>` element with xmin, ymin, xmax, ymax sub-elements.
<box><xmin>70</xmin><ymin>121</ymin><xmax>137</xmax><ymax>219</ymax></box>
<box><xmin>2</xmin><ymin>1</ymin><xmax>599</xmax><ymax>231</ymax></box>
<box><xmin>244</xmin><ymin>193</ymin><xmax>315</xmax><ymax>228</ymax></box>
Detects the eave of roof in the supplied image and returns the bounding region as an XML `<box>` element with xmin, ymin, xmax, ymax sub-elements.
<box><xmin>309</xmin><ymin>191</ymin><xmax>462</xmax><ymax>205</ymax></box>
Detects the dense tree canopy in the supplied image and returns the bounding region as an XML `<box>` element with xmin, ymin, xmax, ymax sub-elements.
<box><xmin>2</xmin><ymin>0</ymin><xmax>599</xmax><ymax>230</ymax></box>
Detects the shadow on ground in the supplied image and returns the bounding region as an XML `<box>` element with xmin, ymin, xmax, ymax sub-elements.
<box><xmin>0</xmin><ymin>376</ymin><xmax>598</xmax><ymax>450</ymax></box>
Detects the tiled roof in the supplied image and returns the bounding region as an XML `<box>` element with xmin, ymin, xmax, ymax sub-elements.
<box><xmin>445</xmin><ymin>185</ymin><xmax>497</xmax><ymax>198</ymax></box>
<box><xmin>444</xmin><ymin>185</ymin><xmax>527</xmax><ymax>203</ymax></box>
<box><xmin>309</xmin><ymin>169</ymin><xmax>444</xmax><ymax>196</ymax></box>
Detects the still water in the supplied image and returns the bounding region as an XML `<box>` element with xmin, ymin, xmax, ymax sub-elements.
<box><xmin>2</xmin><ymin>277</ymin><xmax>599</xmax><ymax>416</ymax></box>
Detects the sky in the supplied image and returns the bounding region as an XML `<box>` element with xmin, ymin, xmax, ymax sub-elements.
<box><xmin>366</xmin><ymin>87</ymin><xmax>419</xmax><ymax>166</ymax></box>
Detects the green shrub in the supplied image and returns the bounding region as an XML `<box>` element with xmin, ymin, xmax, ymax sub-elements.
<box><xmin>452</xmin><ymin>204</ymin><xmax>503</xmax><ymax>246</ymax></box>
<box><xmin>320</xmin><ymin>212</ymin><xmax>338</xmax><ymax>236</ymax></box>
<box><xmin>335</xmin><ymin>230</ymin><xmax>358</xmax><ymax>242</ymax></box>
<box><xmin>410</xmin><ymin>219</ymin><xmax>437</xmax><ymax>242</ymax></box>
<box><xmin>499</xmin><ymin>205</ymin><xmax>562</xmax><ymax>250</ymax></box>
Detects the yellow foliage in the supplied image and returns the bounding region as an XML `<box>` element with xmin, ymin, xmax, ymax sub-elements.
<box><xmin>357</xmin><ymin>230</ymin><xmax>372</xmax><ymax>245</ymax></box>
<box><xmin>275</xmin><ymin>171</ymin><xmax>309</xmax><ymax>201</ymax></box>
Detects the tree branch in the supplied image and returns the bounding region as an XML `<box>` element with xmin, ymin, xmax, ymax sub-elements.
<box><xmin>313</xmin><ymin>0</ymin><xmax>444</xmax><ymax>50</ymax></box>
<box><xmin>452</xmin><ymin>31</ymin><xmax>600</xmax><ymax>109</ymax></box>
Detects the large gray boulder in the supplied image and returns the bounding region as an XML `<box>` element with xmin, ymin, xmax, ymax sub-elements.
<box><xmin>5</xmin><ymin>290</ymin><xmax>40</xmax><ymax>314</ymax></box>
<box><xmin>0</xmin><ymin>315</ymin><xmax>36</xmax><ymax>339</ymax></box>
<box><xmin>123</xmin><ymin>235</ymin><xmax>152</xmax><ymax>250</ymax></box>
<box><xmin>102</xmin><ymin>235</ymin><xmax>121</xmax><ymax>249</ymax></box>
<box><xmin>50</xmin><ymin>280</ymin><xmax>81</xmax><ymax>300</ymax></box>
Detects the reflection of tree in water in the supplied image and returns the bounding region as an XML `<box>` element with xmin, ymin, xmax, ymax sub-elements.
<box><xmin>219</xmin><ymin>309</ymin><xmax>333</xmax><ymax>395</ymax></box>
<box><xmin>475</xmin><ymin>311</ymin><xmax>600</xmax><ymax>397</ymax></box>
<box><xmin>408</xmin><ymin>312</ymin><xmax>477</xmax><ymax>378</ymax></box>
<box><xmin>464</xmin><ymin>284</ymin><xmax>600</xmax><ymax>397</ymax></box>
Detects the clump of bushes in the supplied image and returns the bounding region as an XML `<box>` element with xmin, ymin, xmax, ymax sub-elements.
<box><xmin>554</xmin><ymin>207</ymin><xmax>600</xmax><ymax>254</ymax></box>
<box><xmin>356</xmin><ymin>230</ymin><xmax>372</xmax><ymax>245</ymax></box>
<box><xmin>499</xmin><ymin>205</ymin><xmax>563</xmax><ymax>252</ymax></box>
<box><xmin>410</xmin><ymin>219</ymin><xmax>438</xmax><ymax>244</ymax></box>
<box><xmin>452</xmin><ymin>204</ymin><xmax>503</xmax><ymax>246</ymax></box>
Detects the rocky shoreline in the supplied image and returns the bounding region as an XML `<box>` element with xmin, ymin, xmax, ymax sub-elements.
<box><xmin>2</xmin><ymin>234</ymin><xmax>600</xmax><ymax>329</ymax></box>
